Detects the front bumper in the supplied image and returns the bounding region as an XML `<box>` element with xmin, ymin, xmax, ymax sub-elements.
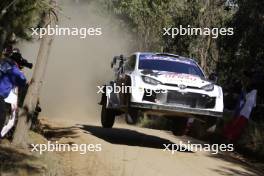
<box><xmin>130</xmin><ymin>102</ymin><xmax>223</xmax><ymax>117</ymax></box>
<box><xmin>130</xmin><ymin>79</ymin><xmax>224</xmax><ymax>115</ymax></box>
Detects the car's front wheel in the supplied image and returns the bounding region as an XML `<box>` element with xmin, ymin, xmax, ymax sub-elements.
<box><xmin>101</xmin><ymin>100</ymin><xmax>115</xmax><ymax>128</ymax></box>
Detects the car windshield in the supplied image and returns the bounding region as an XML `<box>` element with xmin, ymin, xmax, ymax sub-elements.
<box><xmin>138</xmin><ymin>54</ymin><xmax>204</xmax><ymax>77</ymax></box>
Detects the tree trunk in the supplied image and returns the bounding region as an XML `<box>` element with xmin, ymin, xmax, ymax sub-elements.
<box><xmin>12</xmin><ymin>0</ymin><xmax>58</xmax><ymax>147</ymax></box>
<box><xmin>0</xmin><ymin>30</ymin><xmax>7</xmax><ymax>53</ymax></box>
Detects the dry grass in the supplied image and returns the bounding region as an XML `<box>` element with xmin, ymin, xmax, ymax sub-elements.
<box><xmin>237</xmin><ymin>121</ymin><xmax>264</xmax><ymax>161</ymax></box>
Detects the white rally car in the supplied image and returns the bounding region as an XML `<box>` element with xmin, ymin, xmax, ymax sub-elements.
<box><xmin>99</xmin><ymin>52</ymin><xmax>223</xmax><ymax>130</ymax></box>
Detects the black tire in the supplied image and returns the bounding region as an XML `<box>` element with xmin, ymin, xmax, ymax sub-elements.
<box><xmin>125</xmin><ymin>109</ymin><xmax>143</xmax><ymax>125</ymax></box>
<box><xmin>101</xmin><ymin>101</ymin><xmax>115</xmax><ymax>128</ymax></box>
<box><xmin>125</xmin><ymin>111</ymin><xmax>137</xmax><ymax>125</ymax></box>
<box><xmin>190</xmin><ymin>117</ymin><xmax>218</xmax><ymax>139</ymax></box>
<box><xmin>190</xmin><ymin>120</ymin><xmax>208</xmax><ymax>139</ymax></box>
<box><xmin>205</xmin><ymin>117</ymin><xmax>218</xmax><ymax>129</ymax></box>
<box><xmin>171</xmin><ymin>117</ymin><xmax>188</xmax><ymax>136</ymax></box>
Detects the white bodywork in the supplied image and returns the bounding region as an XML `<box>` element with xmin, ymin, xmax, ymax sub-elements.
<box><xmin>107</xmin><ymin>52</ymin><xmax>224</xmax><ymax>118</ymax></box>
<box><xmin>130</xmin><ymin>73</ymin><xmax>223</xmax><ymax>112</ymax></box>
<box><xmin>1</xmin><ymin>88</ymin><xmax>18</xmax><ymax>137</ymax></box>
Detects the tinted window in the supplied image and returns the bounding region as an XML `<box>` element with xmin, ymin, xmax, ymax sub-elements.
<box><xmin>138</xmin><ymin>54</ymin><xmax>204</xmax><ymax>77</ymax></box>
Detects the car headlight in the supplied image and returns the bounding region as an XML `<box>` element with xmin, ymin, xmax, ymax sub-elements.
<box><xmin>142</xmin><ymin>76</ymin><xmax>161</xmax><ymax>85</ymax></box>
<box><xmin>201</xmin><ymin>84</ymin><xmax>214</xmax><ymax>91</ymax></box>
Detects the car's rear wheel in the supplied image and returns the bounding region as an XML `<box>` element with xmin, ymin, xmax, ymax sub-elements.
<box><xmin>125</xmin><ymin>109</ymin><xmax>141</xmax><ymax>125</ymax></box>
<box><xmin>171</xmin><ymin>117</ymin><xmax>188</xmax><ymax>136</ymax></box>
<box><xmin>190</xmin><ymin>117</ymin><xmax>218</xmax><ymax>139</ymax></box>
<box><xmin>101</xmin><ymin>99</ymin><xmax>115</xmax><ymax>128</ymax></box>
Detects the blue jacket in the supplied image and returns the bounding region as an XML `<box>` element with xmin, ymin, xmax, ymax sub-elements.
<box><xmin>0</xmin><ymin>58</ymin><xmax>26</xmax><ymax>98</ymax></box>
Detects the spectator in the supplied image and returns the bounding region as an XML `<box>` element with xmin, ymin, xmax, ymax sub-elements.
<box><xmin>223</xmin><ymin>71</ymin><xmax>257</xmax><ymax>142</ymax></box>
<box><xmin>0</xmin><ymin>49</ymin><xmax>27</xmax><ymax>135</ymax></box>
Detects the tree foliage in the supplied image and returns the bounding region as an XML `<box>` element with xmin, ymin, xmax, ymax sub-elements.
<box><xmin>103</xmin><ymin>0</ymin><xmax>263</xmax><ymax>91</ymax></box>
<box><xmin>103</xmin><ymin>0</ymin><xmax>234</xmax><ymax>74</ymax></box>
<box><xmin>0</xmin><ymin>0</ymin><xmax>48</xmax><ymax>51</ymax></box>
<box><xmin>103</xmin><ymin>0</ymin><xmax>176</xmax><ymax>51</ymax></box>
<box><xmin>218</xmin><ymin>0</ymin><xmax>264</xmax><ymax>91</ymax></box>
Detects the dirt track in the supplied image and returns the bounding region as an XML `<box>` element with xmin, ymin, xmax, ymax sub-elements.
<box><xmin>41</xmin><ymin>119</ymin><xmax>263</xmax><ymax>176</ymax></box>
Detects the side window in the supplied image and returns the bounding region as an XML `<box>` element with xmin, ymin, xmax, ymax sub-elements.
<box><xmin>124</xmin><ymin>55</ymin><xmax>136</xmax><ymax>72</ymax></box>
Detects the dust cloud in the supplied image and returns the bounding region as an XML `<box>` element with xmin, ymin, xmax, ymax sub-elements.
<box><xmin>19</xmin><ymin>0</ymin><xmax>132</xmax><ymax>123</ymax></box>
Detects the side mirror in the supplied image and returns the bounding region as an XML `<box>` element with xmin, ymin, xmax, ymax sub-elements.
<box><xmin>209</xmin><ymin>73</ymin><xmax>218</xmax><ymax>83</ymax></box>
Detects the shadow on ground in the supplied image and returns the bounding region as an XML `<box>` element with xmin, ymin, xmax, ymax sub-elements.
<box><xmin>80</xmin><ymin>123</ymin><xmax>263</xmax><ymax>176</ymax></box>
<box><xmin>0</xmin><ymin>144</ymin><xmax>45</xmax><ymax>175</ymax></box>
<box><xmin>79</xmin><ymin>124</ymin><xmax>192</xmax><ymax>152</ymax></box>
<box><xmin>40</xmin><ymin>123</ymin><xmax>80</xmax><ymax>140</ymax></box>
